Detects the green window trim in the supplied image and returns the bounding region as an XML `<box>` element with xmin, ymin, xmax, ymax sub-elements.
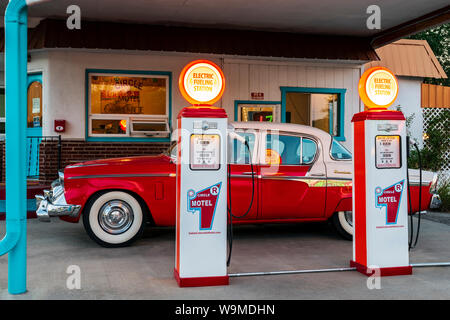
<box><xmin>280</xmin><ymin>87</ymin><xmax>346</xmax><ymax>141</ymax></box>
<box><xmin>85</xmin><ymin>69</ymin><xmax>172</xmax><ymax>142</ymax></box>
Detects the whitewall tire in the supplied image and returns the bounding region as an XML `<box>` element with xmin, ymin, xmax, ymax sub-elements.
<box><xmin>331</xmin><ymin>211</ymin><xmax>353</xmax><ymax>240</ymax></box>
<box><xmin>83</xmin><ymin>191</ymin><xmax>145</xmax><ymax>247</ymax></box>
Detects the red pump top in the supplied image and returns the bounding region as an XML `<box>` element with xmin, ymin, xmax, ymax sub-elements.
<box><xmin>352</xmin><ymin>109</ymin><xmax>405</xmax><ymax>122</ymax></box>
<box><xmin>178</xmin><ymin>105</ymin><xmax>228</xmax><ymax>119</ymax></box>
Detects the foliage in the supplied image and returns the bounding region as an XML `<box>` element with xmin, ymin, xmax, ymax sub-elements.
<box><xmin>436</xmin><ymin>177</ymin><xmax>450</xmax><ymax>212</ymax></box>
<box><xmin>408</xmin><ymin>23</ymin><xmax>450</xmax><ymax>86</ymax></box>
<box><xmin>407</xmin><ymin>110</ymin><xmax>450</xmax><ymax>211</ymax></box>
<box><xmin>407</xmin><ymin>110</ymin><xmax>450</xmax><ymax>172</ymax></box>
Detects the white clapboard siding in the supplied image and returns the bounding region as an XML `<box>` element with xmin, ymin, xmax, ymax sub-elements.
<box><xmin>222</xmin><ymin>60</ymin><xmax>363</xmax><ymax>149</ymax></box>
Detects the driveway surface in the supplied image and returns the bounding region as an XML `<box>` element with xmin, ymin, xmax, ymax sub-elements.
<box><xmin>0</xmin><ymin>216</ymin><xmax>449</xmax><ymax>300</ymax></box>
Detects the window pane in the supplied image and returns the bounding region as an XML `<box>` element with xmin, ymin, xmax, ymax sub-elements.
<box><xmin>302</xmin><ymin>138</ymin><xmax>317</xmax><ymax>164</ymax></box>
<box><xmin>92</xmin><ymin>119</ymin><xmax>127</xmax><ymax>135</ymax></box>
<box><xmin>240</xmin><ymin>105</ymin><xmax>274</xmax><ymax>122</ymax></box>
<box><xmin>331</xmin><ymin>139</ymin><xmax>352</xmax><ymax>160</ymax></box>
<box><xmin>230</xmin><ymin>132</ymin><xmax>256</xmax><ymax>164</ymax></box>
<box><xmin>27</xmin><ymin>81</ymin><xmax>42</xmax><ymax>128</ymax></box>
<box><xmin>90</xmin><ymin>75</ymin><xmax>167</xmax><ymax>116</ymax></box>
<box><xmin>132</xmin><ymin>122</ymin><xmax>167</xmax><ymax>132</ymax></box>
<box><xmin>266</xmin><ymin>134</ymin><xmax>301</xmax><ymax>165</ymax></box>
<box><xmin>285</xmin><ymin>92</ymin><xmax>339</xmax><ymax>135</ymax></box>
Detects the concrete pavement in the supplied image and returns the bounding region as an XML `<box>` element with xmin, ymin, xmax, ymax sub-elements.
<box><xmin>0</xmin><ymin>216</ymin><xmax>449</xmax><ymax>299</ymax></box>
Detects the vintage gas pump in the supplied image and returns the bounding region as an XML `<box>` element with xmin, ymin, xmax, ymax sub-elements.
<box><xmin>174</xmin><ymin>60</ymin><xmax>229</xmax><ymax>287</ymax></box>
<box><xmin>351</xmin><ymin>67</ymin><xmax>412</xmax><ymax>276</ymax></box>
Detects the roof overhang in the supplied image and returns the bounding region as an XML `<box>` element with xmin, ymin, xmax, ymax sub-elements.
<box><xmin>0</xmin><ymin>19</ymin><xmax>379</xmax><ymax>62</ymax></box>
<box><xmin>0</xmin><ymin>0</ymin><xmax>449</xmax><ymax>57</ymax></box>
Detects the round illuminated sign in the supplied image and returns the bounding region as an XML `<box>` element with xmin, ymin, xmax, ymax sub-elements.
<box><xmin>358</xmin><ymin>67</ymin><xmax>398</xmax><ymax>109</ymax></box>
<box><xmin>179</xmin><ymin>60</ymin><xmax>225</xmax><ymax>105</ymax></box>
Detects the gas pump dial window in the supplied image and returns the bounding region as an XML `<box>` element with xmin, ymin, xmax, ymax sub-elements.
<box><xmin>190</xmin><ymin>134</ymin><xmax>221</xmax><ymax>170</ymax></box>
<box><xmin>375</xmin><ymin>135</ymin><xmax>401</xmax><ymax>169</ymax></box>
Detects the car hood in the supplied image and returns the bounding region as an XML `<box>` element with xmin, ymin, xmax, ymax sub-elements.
<box><xmin>64</xmin><ymin>154</ymin><xmax>174</xmax><ymax>178</ymax></box>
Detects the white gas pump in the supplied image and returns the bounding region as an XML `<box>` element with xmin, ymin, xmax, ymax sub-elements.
<box><xmin>174</xmin><ymin>60</ymin><xmax>229</xmax><ymax>287</ymax></box>
<box><xmin>351</xmin><ymin>67</ymin><xmax>412</xmax><ymax>276</ymax></box>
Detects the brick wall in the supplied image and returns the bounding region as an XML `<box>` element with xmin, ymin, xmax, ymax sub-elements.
<box><xmin>1</xmin><ymin>140</ymin><xmax>170</xmax><ymax>184</ymax></box>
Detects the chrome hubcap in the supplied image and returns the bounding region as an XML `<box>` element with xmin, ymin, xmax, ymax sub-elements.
<box><xmin>344</xmin><ymin>211</ymin><xmax>353</xmax><ymax>227</ymax></box>
<box><xmin>98</xmin><ymin>200</ymin><xmax>134</xmax><ymax>235</ymax></box>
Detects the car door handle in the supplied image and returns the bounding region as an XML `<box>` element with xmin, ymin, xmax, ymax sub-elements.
<box><xmin>310</xmin><ymin>173</ymin><xmax>325</xmax><ymax>177</ymax></box>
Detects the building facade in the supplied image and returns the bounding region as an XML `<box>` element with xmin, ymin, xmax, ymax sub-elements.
<box><xmin>2</xmin><ymin>19</ymin><xmax>378</xmax><ymax>183</ymax></box>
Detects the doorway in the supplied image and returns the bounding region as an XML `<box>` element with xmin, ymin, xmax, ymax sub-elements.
<box><xmin>26</xmin><ymin>73</ymin><xmax>43</xmax><ymax>179</ymax></box>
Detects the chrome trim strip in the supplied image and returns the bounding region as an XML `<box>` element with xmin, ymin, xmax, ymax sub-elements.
<box><xmin>230</xmin><ymin>174</ymin><xmax>262</xmax><ymax>179</ymax></box>
<box><xmin>66</xmin><ymin>163</ymin><xmax>108</xmax><ymax>169</ymax></box>
<box><xmin>261</xmin><ymin>175</ymin><xmax>351</xmax><ymax>181</ymax></box>
<box><xmin>67</xmin><ymin>173</ymin><xmax>175</xmax><ymax>180</ymax></box>
<box><xmin>260</xmin><ymin>175</ymin><xmax>352</xmax><ymax>187</ymax></box>
<box><xmin>325</xmin><ymin>177</ymin><xmax>352</xmax><ymax>181</ymax></box>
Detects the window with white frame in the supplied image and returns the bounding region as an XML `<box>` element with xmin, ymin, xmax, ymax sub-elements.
<box><xmin>88</xmin><ymin>72</ymin><xmax>170</xmax><ymax>138</ymax></box>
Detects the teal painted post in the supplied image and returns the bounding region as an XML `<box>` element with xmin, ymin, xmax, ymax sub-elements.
<box><xmin>1</xmin><ymin>0</ymin><xmax>28</xmax><ymax>295</ymax></box>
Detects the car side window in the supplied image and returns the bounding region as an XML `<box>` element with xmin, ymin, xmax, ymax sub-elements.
<box><xmin>302</xmin><ymin>138</ymin><xmax>317</xmax><ymax>164</ymax></box>
<box><xmin>266</xmin><ymin>134</ymin><xmax>301</xmax><ymax>165</ymax></box>
<box><xmin>331</xmin><ymin>139</ymin><xmax>352</xmax><ymax>160</ymax></box>
<box><xmin>266</xmin><ymin>134</ymin><xmax>317</xmax><ymax>165</ymax></box>
<box><xmin>230</xmin><ymin>132</ymin><xmax>256</xmax><ymax>164</ymax></box>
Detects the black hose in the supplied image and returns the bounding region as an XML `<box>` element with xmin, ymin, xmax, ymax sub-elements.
<box><xmin>408</xmin><ymin>141</ymin><xmax>422</xmax><ymax>250</ymax></box>
<box><xmin>227</xmin><ymin>163</ymin><xmax>233</xmax><ymax>266</ymax></box>
<box><xmin>407</xmin><ymin>136</ymin><xmax>414</xmax><ymax>250</ymax></box>
<box><xmin>407</xmin><ymin>159</ymin><xmax>414</xmax><ymax>250</ymax></box>
<box><xmin>227</xmin><ymin>140</ymin><xmax>256</xmax><ymax>266</ymax></box>
<box><xmin>412</xmin><ymin>142</ymin><xmax>422</xmax><ymax>248</ymax></box>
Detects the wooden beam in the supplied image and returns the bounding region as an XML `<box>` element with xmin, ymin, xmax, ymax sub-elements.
<box><xmin>371</xmin><ymin>5</ymin><xmax>450</xmax><ymax>49</ymax></box>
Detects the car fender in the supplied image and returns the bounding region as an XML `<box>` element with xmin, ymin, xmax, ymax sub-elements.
<box><xmin>62</xmin><ymin>177</ymin><xmax>156</xmax><ymax>223</ymax></box>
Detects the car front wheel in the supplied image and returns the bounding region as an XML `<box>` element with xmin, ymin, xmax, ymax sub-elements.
<box><xmin>83</xmin><ymin>191</ymin><xmax>145</xmax><ymax>247</ymax></box>
<box><xmin>331</xmin><ymin>211</ymin><xmax>353</xmax><ymax>240</ymax></box>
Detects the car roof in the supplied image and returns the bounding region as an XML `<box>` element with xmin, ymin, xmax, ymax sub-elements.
<box><xmin>230</xmin><ymin>121</ymin><xmax>332</xmax><ymax>140</ymax></box>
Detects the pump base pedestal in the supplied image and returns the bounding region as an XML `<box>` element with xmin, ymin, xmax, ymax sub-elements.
<box><xmin>350</xmin><ymin>260</ymin><xmax>412</xmax><ymax>277</ymax></box>
<box><xmin>174</xmin><ymin>269</ymin><xmax>229</xmax><ymax>287</ymax></box>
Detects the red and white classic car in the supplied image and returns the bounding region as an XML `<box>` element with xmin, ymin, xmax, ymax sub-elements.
<box><xmin>36</xmin><ymin>122</ymin><xmax>440</xmax><ymax>247</ymax></box>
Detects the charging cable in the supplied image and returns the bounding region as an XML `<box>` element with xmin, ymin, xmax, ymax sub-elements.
<box><xmin>408</xmin><ymin>139</ymin><xmax>422</xmax><ymax>250</ymax></box>
<box><xmin>227</xmin><ymin>139</ymin><xmax>256</xmax><ymax>266</ymax></box>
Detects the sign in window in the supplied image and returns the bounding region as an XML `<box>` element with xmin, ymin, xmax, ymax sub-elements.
<box><xmin>238</xmin><ymin>104</ymin><xmax>281</xmax><ymax>122</ymax></box>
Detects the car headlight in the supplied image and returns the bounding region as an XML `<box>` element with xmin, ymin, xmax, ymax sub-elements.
<box><xmin>51</xmin><ymin>170</ymin><xmax>65</xmax><ymax>189</ymax></box>
<box><xmin>58</xmin><ymin>170</ymin><xmax>64</xmax><ymax>183</ymax></box>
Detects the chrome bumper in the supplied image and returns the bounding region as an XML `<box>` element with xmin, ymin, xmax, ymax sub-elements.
<box><xmin>429</xmin><ymin>193</ymin><xmax>442</xmax><ymax>209</ymax></box>
<box><xmin>35</xmin><ymin>181</ymin><xmax>81</xmax><ymax>222</ymax></box>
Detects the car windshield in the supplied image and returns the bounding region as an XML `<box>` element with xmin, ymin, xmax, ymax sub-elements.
<box><xmin>331</xmin><ymin>139</ymin><xmax>352</xmax><ymax>160</ymax></box>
